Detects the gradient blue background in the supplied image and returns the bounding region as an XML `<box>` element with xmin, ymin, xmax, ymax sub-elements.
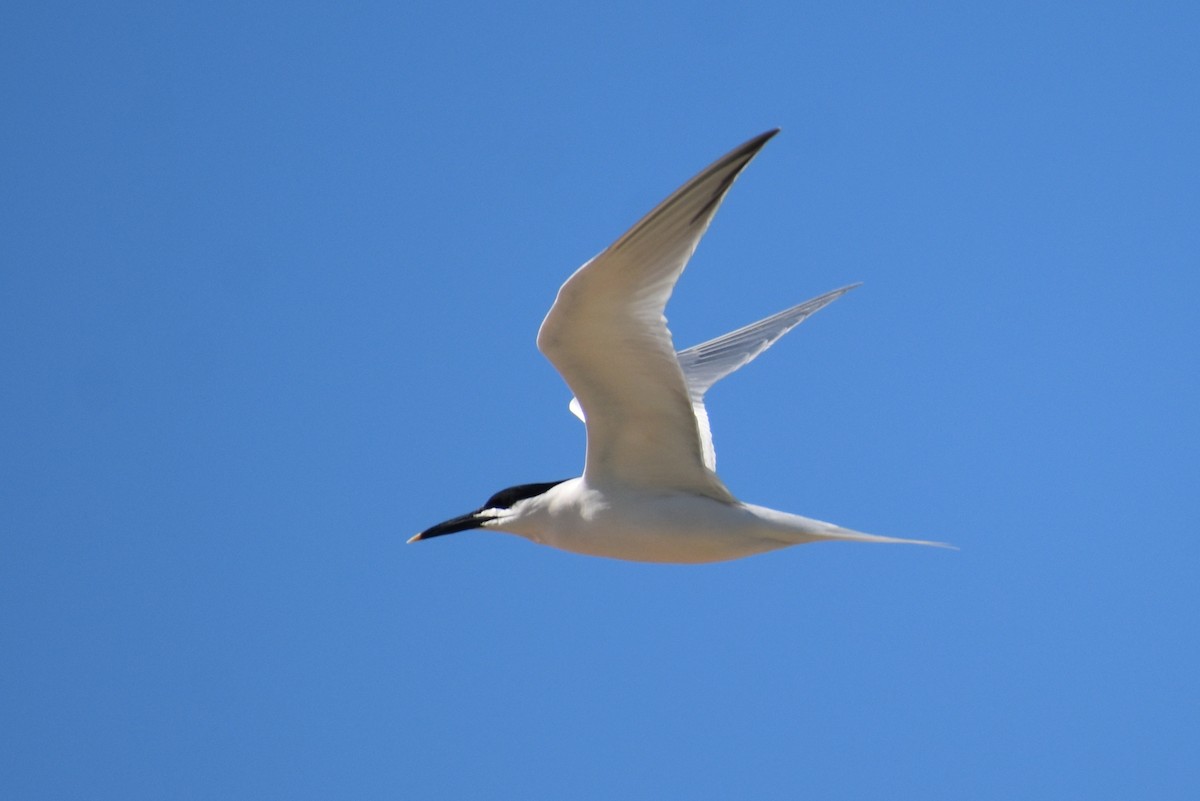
<box><xmin>3</xmin><ymin>2</ymin><xmax>1197</xmax><ymax>798</ymax></box>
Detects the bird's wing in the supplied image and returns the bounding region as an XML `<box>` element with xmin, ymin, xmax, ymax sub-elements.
<box><xmin>569</xmin><ymin>284</ymin><xmax>860</xmax><ymax>469</ymax></box>
<box><xmin>675</xmin><ymin>284</ymin><xmax>859</xmax><ymax>396</ymax></box>
<box><xmin>538</xmin><ymin>130</ymin><xmax>778</xmax><ymax>500</ymax></box>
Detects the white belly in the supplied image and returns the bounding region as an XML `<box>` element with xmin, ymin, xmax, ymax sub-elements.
<box><xmin>507</xmin><ymin>480</ymin><xmax>798</xmax><ymax>564</ymax></box>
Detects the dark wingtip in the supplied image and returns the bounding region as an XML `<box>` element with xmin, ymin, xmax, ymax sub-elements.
<box><xmin>741</xmin><ymin>128</ymin><xmax>781</xmax><ymax>155</ymax></box>
<box><xmin>686</xmin><ymin>130</ymin><xmax>780</xmax><ymax>225</ymax></box>
<box><xmin>750</xmin><ymin>128</ymin><xmax>781</xmax><ymax>147</ymax></box>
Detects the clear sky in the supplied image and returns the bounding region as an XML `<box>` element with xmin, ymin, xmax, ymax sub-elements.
<box><xmin>2</xmin><ymin>1</ymin><xmax>1197</xmax><ymax>798</ymax></box>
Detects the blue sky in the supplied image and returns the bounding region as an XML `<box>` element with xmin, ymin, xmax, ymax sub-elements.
<box><xmin>2</xmin><ymin>1</ymin><xmax>1197</xmax><ymax>798</ymax></box>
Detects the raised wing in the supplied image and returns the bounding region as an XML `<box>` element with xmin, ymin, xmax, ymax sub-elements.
<box><xmin>675</xmin><ymin>284</ymin><xmax>859</xmax><ymax>395</ymax></box>
<box><xmin>569</xmin><ymin>284</ymin><xmax>860</xmax><ymax>469</ymax></box>
<box><xmin>538</xmin><ymin>130</ymin><xmax>778</xmax><ymax>500</ymax></box>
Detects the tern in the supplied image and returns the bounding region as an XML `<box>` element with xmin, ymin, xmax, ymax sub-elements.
<box><xmin>411</xmin><ymin>129</ymin><xmax>948</xmax><ymax>562</ymax></box>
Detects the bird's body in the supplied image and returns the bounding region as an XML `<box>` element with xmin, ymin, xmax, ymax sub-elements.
<box><xmin>412</xmin><ymin>129</ymin><xmax>948</xmax><ymax>562</ymax></box>
<box><xmin>493</xmin><ymin>478</ymin><xmax>929</xmax><ymax>564</ymax></box>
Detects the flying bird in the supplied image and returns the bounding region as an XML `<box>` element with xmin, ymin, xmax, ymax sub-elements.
<box><xmin>411</xmin><ymin>130</ymin><xmax>948</xmax><ymax>562</ymax></box>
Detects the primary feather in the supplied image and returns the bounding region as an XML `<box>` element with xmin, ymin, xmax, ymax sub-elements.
<box><xmin>569</xmin><ymin>283</ymin><xmax>861</xmax><ymax>469</ymax></box>
<box><xmin>538</xmin><ymin>130</ymin><xmax>780</xmax><ymax>500</ymax></box>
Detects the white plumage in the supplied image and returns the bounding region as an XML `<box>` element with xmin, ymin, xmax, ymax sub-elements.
<box><xmin>412</xmin><ymin>130</ymin><xmax>949</xmax><ymax>562</ymax></box>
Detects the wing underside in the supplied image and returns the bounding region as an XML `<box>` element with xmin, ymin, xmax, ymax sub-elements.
<box><xmin>569</xmin><ymin>284</ymin><xmax>860</xmax><ymax>469</ymax></box>
<box><xmin>538</xmin><ymin>130</ymin><xmax>779</xmax><ymax>499</ymax></box>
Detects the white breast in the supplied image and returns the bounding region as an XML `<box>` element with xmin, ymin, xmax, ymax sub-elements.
<box><xmin>500</xmin><ymin>479</ymin><xmax>791</xmax><ymax>564</ymax></box>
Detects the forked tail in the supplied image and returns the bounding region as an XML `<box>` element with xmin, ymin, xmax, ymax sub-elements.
<box><xmin>810</xmin><ymin>525</ymin><xmax>956</xmax><ymax>549</ymax></box>
<box><xmin>745</xmin><ymin>503</ymin><xmax>956</xmax><ymax>549</ymax></box>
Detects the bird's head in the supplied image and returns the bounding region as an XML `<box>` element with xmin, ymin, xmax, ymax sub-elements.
<box><xmin>409</xmin><ymin>480</ymin><xmax>568</xmax><ymax>543</ymax></box>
